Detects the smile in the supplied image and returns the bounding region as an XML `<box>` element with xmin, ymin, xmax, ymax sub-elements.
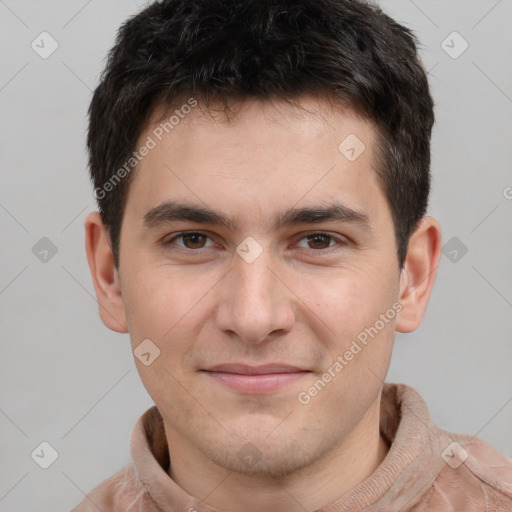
<box><xmin>201</xmin><ymin>364</ymin><xmax>311</xmax><ymax>394</ymax></box>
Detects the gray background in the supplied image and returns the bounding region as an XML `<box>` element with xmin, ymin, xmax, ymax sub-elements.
<box><xmin>0</xmin><ymin>0</ymin><xmax>511</xmax><ymax>510</ymax></box>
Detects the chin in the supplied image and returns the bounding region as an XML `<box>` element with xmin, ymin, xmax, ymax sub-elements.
<box><xmin>209</xmin><ymin>439</ymin><xmax>319</xmax><ymax>478</ymax></box>
<box><xmin>197</xmin><ymin>419</ymin><xmax>327</xmax><ymax>478</ymax></box>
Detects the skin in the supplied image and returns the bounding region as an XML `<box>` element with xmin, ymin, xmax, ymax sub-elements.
<box><xmin>85</xmin><ymin>95</ymin><xmax>442</xmax><ymax>512</ymax></box>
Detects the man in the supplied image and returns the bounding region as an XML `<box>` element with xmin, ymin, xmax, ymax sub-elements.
<box><xmin>75</xmin><ymin>0</ymin><xmax>512</xmax><ymax>510</ymax></box>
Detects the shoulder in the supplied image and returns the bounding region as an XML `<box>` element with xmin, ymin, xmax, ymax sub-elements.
<box><xmin>417</xmin><ymin>431</ymin><xmax>512</xmax><ymax>511</ymax></box>
<box><xmin>70</xmin><ymin>463</ymin><xmax>159</xmax><ymax>512</ymax></box>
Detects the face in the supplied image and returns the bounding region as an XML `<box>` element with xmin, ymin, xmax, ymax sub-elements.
<box><xmin>115</xmin><ymin>96</ymin><xmax>404</xmax><ymax>476</ymax></box>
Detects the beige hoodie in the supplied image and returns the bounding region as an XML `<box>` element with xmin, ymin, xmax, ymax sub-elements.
<box><xmin>72</xmin><ymin>383</ymin><xmax>512</xmax><ymax>511</ymax></box>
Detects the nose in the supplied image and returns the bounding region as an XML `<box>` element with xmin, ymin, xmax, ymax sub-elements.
<box><xmin>214</xmin><ymin>249</ymin><xmax>296</xmax><ymax>344</ymax></box>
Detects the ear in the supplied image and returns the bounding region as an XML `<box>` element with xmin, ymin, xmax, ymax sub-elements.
<box><xmin>395</xmin><ymin>217</ymin><xmax>442</xmax><ymax>333</ymax></box>
<box><xmin>84</xmin><ymin>211</ymin><xmax>128</xmax><ymax>333</ymax></box>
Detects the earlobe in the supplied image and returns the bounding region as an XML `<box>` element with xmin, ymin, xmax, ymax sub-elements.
<box><xmin>84</xmin><ymin>212</ymin><xmax>128</xmax><ymax>333</ymax></box>
<box><xmin>395</xmin><ymin>217</ymin><xmax>442</xmax><ymax>333</ymax></box>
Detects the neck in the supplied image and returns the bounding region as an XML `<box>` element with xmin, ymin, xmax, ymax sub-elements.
<box><xmin>165</xmin><ymin>395</ymin><xmax>389</xmax><ymax>512</ymax></box>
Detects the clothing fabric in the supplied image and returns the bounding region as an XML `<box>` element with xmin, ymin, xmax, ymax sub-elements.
<box><xmin>72</xmin><ymin>383</ymin><xmax>512</xmax><ymax>511</ymax></box>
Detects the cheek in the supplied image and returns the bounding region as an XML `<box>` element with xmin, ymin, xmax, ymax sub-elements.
<box><xmin>300</xmin><ymin>262</ymin><xmax>398</xmax><ymax>376</ymax></box>
<box><xmin>303</xmin><ymin>267</ymin><xmax>385</xmax><ymax>333</ymax></box>
<box><xmin>123</xmin><ymin>264</ymin><xmax>219</xmax><ymax>380</ymax></box>
<box><xmin>123</xmin><ymin>264</ymin><xmax>198</xmax><ymax>335</ymax></box>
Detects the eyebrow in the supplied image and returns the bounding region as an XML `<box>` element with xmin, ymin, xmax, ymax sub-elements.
<box><xmin>142</xmin><ymin>201</ymin><xmax>371</xmax><ymax>232</ymax></box>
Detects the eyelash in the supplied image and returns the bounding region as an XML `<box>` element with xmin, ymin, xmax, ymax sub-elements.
<box><xmin>162</xmin><ymin>231</ymin><xmax>348</xmax><ymax>254</ymax></box>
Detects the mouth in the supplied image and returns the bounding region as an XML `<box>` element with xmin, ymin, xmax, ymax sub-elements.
<box><xmin>201</xmin><ymin>363</ymin><xmax>311</xmax><ymax>394</ymax></box>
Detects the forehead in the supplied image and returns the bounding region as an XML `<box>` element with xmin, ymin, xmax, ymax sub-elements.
<box><xmin>148</xmin><ymin>95</ymin><xmax>375</xmax><ymax>157</ymax></box>
<box><xmin>124</xmin><ymin>95</ymin><xmax>389</xmax><ymax>230</ymax></box>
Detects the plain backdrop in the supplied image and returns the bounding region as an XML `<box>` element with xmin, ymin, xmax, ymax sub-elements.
<box><xmin>0</xmin><ymin>1</ymin><xmax>511</xmax><ymax>510</ymax></box>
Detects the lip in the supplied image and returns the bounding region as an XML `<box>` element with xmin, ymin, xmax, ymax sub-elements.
<box><xmin>201</xmin><ymin>364</ymin><xmax>310</xmax><ymax>394</ymax></box>
<box><xmin>204</xmin><ymin>363</ymin><xmax>306</xmax><ymax>374</ymax></box>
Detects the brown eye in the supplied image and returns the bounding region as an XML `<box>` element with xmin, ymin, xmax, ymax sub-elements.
<box><xmin>306</xmin><ymin>233</ymin><xmax>333</xmax><ymax>249</ymax></box>
<box><xmin>181</xmin><ymin>233</ymin><xmax>207</xmax><ymax>249</ymax></box>
<box><xmin>163</xmin><ymin>231</ymin><xmax>217</xmax><ymax>252</ymax></box>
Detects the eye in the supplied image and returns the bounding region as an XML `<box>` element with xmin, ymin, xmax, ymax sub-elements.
<box><xmin>163</xmin><ymin>231</ymin><xmax>215</xmax><ymax>250</ymax></box>
<box><xmin>296</xmin><ymin>232</ymin><xmax>347</xmax><ymax>251</ymax></box>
